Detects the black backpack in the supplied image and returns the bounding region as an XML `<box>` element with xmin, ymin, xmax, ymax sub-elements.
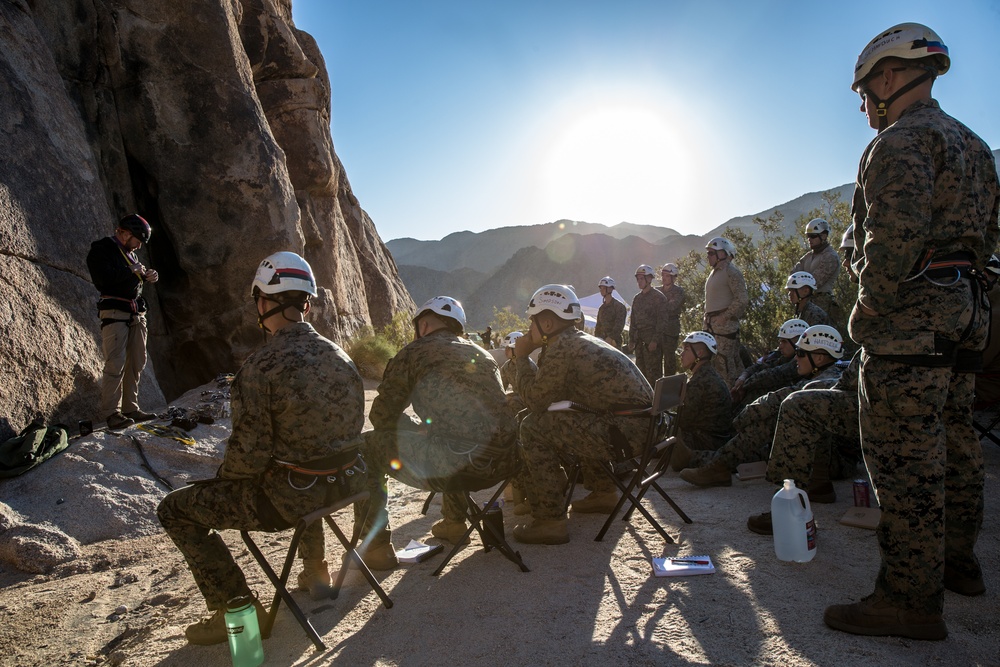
<box><xmin>0</xmin><ymin>421</ymin><xmax>71</xmax><ymax>478</ymax></box>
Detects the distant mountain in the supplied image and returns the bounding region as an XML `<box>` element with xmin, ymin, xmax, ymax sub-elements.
<box><xmin>457</xmin><ymin>232</ymin><xmax>705</xmax><ymax>324</ymax></box>
<box><xmin>397</xmin><ymin>265</ymin><xmax>488</xmax><ymax>311</ymax></box>
<box><xmin>393</xmin><ymin>149</ymin><xmax>1000</xmax><ymax>326</ymax></box>
<box><xmin>387</xmin><ymin>220</ymin><xmax>679</xmax><ymax>273</ymax></box>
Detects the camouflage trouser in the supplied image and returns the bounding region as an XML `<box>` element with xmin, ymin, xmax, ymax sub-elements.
<box><xmin>690</xmin><ymin>387</ymin><xmax>791</xmax><ymax>469</ymax></box>
<box><xmin>859</xmin><ymin>351</ymin><xmax>984</xmax><ymax>615</ymax></box>
<box><xmin>662</xmin><ymin>334</ymin><xmax>680</xmax><ymax>376</ymax></box>
<box><xmin>766</xmin><ymin>387</ymin><xmax>860</xmax><ymax>485</ymax></box>
<box><xmin>520</xmin><ymin>410</ymin><xmax>646</xmax><ymax>520</ymax></box>
<box><xmin>712</xmin><ymin>334</ymin><xmax>744</xmax><ymax>387</ymax></box>
<box><xmin>157</xmin><ymin>471</ymin><xmax>361</xmax><ymax>610</ymax></box>
<box><xmin>355</xmin><ymin>429</ymin><xmax>493</xmax><ymax>543</ymax></box>
<box><xmin>634</xmin><ymin>340</ymin><xmax>663</xmax><ymax>384</ymax></box>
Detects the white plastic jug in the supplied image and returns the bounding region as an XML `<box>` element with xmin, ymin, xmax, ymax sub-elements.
<box><xmin>771</xmin><ymin>479</ymin><xmax>816</xmax><ymax>562</ymax></box>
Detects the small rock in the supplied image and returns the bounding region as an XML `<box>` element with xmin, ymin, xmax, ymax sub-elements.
<box><xmin>115</xmin><ymin>605</ymin><xmax>128</xmax><ymax>615</ymax></box>
<box><xmin>56</xmin><ymin>498</ymin><xmax>65</xmax><ymax>505</ymax></box>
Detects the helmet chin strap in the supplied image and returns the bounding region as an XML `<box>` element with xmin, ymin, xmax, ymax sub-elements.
<box><xmin>256</xmin><ymin>296</ymin><xmax>306</xmax><ymax>334</ymax></box>
<box><xmin>866</xmin><ymin>69</ymin><xmax>934</xmax><ymax>132</ymax></box>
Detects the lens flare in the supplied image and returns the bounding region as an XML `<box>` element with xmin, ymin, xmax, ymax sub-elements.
<box><xmin>390</xmin><ymin>459</ymin><xmax>402</xmax><ymax>471</ymax></box>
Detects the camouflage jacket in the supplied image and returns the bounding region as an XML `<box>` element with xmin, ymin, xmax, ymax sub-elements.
<box><xmin>741</xmin><ymin>357</ymin><xmax>799</xmax><ymax>400</ymax></box>
<box><xmin>676</xmin><ymin>362</ymin><xmax>732</xmax><ymax>445</ymax></box>
<box><xmin>704</xmin><ymin>262</ymin><xmax>749</xmax><ymax>335</ymax></box>
<box><xmin>796</xmin><ymin>300</ymin><xmax>831</xmax><ymax>327</ymax></box>
<box><xmin>219</xmin><ymin>322</ymin><xmax>364</xmax><ymax>479</ymax></box>
<box><xmin>658</xmin><ymin>283</ymin><xmax>686</xmax><ymax>336</ymax></box>
<box><xmin>371</xmin><ymin>329</ymin><xmax>516</xmax><ymax>447</ymax></box>
<box><xmin>629</xmin><ymin>288</ymin><xmax>668</xmax><ymax>346</ymax></box>
<box><xmin>515</xmin><ymin>328</ymin><xmax>652</xmax><ymax>414</ymax></box>
<box><xmin>793</xmin><ymin>244</ymin><xmax>841</xmax><ymax>294</ymax></box>
<box><xmin>594</xmin><ymin>297</ymin><xmax>627</xmax><ymax>348</ymax></box>
<box><xmin>500</xmin><ymin>355</ymin><xmax>537</xmax><ymax>391</ymax></box>
<box><xmin>850</xmin><ymin>99</ymin><xmax>1000</xmax><ymax>355</ymax></box>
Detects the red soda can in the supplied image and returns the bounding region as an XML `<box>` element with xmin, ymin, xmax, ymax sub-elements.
<box><xmin>853</xmin><ymin>479</ymin><xmax>871</xmax><ymax>508</ymax></box>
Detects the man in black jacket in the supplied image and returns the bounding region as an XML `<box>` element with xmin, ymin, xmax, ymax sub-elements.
<box><xmin>86</xmin><ymin>214</ymin><xmax>158</xmax><ymax>430</ymax></box>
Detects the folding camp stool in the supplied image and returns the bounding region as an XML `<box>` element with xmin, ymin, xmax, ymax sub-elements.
<box><xmin>430</xmin><ymin>467</ymin><xmax>531</xmax><ymax>576</ymax></box>
<box><xmin>241</xmin><ymin>491</ymin><xmax>393</xmax><ymax>651</ymax></box>
<box><xmin>594</xmin><ymin>374</ymin><xmax>693</xmax><ymax>543</ymax></box>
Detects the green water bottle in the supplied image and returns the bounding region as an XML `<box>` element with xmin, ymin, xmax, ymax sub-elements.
<box><xmin>225</xmin><ymin>595</ymin><xmax>264</xmax><ymax>667</ymax></box>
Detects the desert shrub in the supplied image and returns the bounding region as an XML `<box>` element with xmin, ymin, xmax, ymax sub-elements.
<box><xmin>487</xmin><ymin>306</ymin><xmax>531</xmax><ymax>343</ymax></box>
<box><xmin>346</xmin><ymin>328</ymin><xmax>396</xmax><ymax>380</ymax></box>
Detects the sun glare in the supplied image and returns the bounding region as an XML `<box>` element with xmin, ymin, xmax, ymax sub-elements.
<box><xmin>538</xmin><ymin>103</ymin><xmax>695</xmax><ymax>230</ymax></box>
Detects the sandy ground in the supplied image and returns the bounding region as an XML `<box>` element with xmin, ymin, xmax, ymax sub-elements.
<box><xmin>0</xmin><ymin>379</ymin><xmax>997</xmax><ymax>667</ymax></box>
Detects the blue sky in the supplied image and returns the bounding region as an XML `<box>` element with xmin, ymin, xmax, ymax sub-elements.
<box><xmin>291</xmin><ymin>1</ymin><xmax>1000</xmax><ymax>241</ymax></box>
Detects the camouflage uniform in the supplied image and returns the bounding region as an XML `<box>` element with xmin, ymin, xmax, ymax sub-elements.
<box><xmin>594</xmin><ymin>297</ymin><xmax>628</xmax><ymax>350</ymax></box>
<box><xmin>794</xmin><ymin>243</ymin><xmax>841</xmax><ymax>317</ymax></box>
<box><xmin>849</xmin><ymin>99</ymin><xmax>998</xmax><ymax>615</ymax></box>
<box><xmin>157</xmin><ymin>322</ymin><xmax>365</xmax><ymax>610</ymax></box>
<box><xmin>766</xmin><ymin>352</ymin><xmax>862</xmax><ymax>485</ymax></box>
<box><xmin>704</xmin><ymin>261</ymin><xmax>749</xmax><ymax>385</ymax></box>
<box><xmin>734</xmin><ymin>352</ymin><xmax>799</xmax><ymax>410</ymax></box>
<box><xmin>690</xmin><ymin>363</ymin><xmax>843</xmax><ymax>469</ymax></box>
<box><xmin>658</xmin><ymin>283</ymin><xmax>686</xmax><ymax>375</ymax></box>
<box><xmin>357</xmin><ymin>329</ymin><xmax>517</xmax><ymax>541</ymax></box>
<box><xmin>795</xmin><ymin>299</ymin><xmax>831</xmax><ymax>327</ymax></box>
<box><xmin>629</xmin><ymin>287</ymin><xmax>668</xmax><ymax>382</ymax></box>
<box><xmin>501</xmin><ymin>356</ymin><xmax>536</xmax><ymax>414</ymax></box>
<box><xmin>676</xmin><ymin>362</ymin><xmax>732</xmax><ymax>452</ymax></box>
<box><xmin>515</xmin><ymin>329</ymin><xmax>652</xmax><ymax>520</ymax></box>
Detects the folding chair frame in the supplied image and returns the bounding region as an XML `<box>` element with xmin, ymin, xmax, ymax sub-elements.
<box><xmin>241</xmin><ymin>491</ymin><xmax>393</xmax><ymax>651</ymax></box>
<box><xmin>594</xmin><ymin>374</ymin><xmax>693</xmax><ymax>543</ymax></box>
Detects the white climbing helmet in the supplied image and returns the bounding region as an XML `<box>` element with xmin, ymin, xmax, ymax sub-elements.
<box><xmin>785</xmin><ymin>271</ymin><xmax>817</xmax><ymax>291</ymax></box>
<box><xmin>797</xmin><ymin>325</ymin><xmax>844</xmax><ymax>359</ymax></box>
<box><xmin>804</xmin><ymin>218</ymin><xmax>831</xmax><ymax>236</ymax></box>
<box><xmin>853</xmin><ymin>23</ymin><xmax>950</xmax><ymax>91</ymax></box>
<box><xmin>634</xmin><ymin>264</ymin><xmax>656</xmax><ymax>278</ymax></box>
<box><xmin>598</xmin><ymin>276</ymin><xmax>616</xmax><ymax>289</ymax></box>
<box><xmin>503</xmin><ymin>331</ymin><xmax>524</xmax><ymax>348</ymax></box>
<box><xmin>682</xmin><ymin>331</ymin><xmax>718</xmax><ymax>356</ymax></box>
<box><xmin>414</xmin><ymin>296</ymin><xmax>467</xmax><ymax>331</ymax></box>
<box><xmin>778</xmin><ymin>319</ymin><xmax>809</xmax><ymax>341</ymax></box>
<box><xmin>526</xmin><ymin>284</ymin><xmax>582</xmax><ymax>321</ymax></box>
<box><xmin>251</xmin><ymin>251</ymin><xmax>317</xmax><ymax>297</ymax></box>
<box><xmin>841</xmin><ymin>223</ymin><xmax>856</xmax><ymax>250</ymax></box>
<box><xmin>705</xmin><ymin>237</ymin><xmax>736</xmax><ymax>257</ymax></box>
<box><xmin>661</xmin><ymin>263</ymin><xmax>679</xmax><ymax>276</ymax></box>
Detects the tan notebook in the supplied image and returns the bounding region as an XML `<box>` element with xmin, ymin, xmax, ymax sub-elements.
<box><xmin>839</xmin><ymin>507</ymin><xmax>881</xmax><ymax>530</ymax></box>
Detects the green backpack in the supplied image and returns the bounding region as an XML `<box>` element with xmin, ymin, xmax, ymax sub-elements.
<box><xmin>0</xmin><ymin>421</ymin><xmax>71</xmax><ymax>478</ymax></box>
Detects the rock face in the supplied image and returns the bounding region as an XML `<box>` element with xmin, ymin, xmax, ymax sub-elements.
<box><xmin>0</xmin><ymin>0</ymin><xmax>412</xmax><ymax>431</ymax></box>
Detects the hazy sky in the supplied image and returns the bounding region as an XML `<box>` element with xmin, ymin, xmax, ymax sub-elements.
<box><xmin>291</xmin><ymin>1</ymin><xmax>1000</xmax><ymax>241</ymax></box>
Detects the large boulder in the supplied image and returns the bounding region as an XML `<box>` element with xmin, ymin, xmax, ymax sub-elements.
<box><xmin>0</xmin><ymin>0</ymin><xmax>412</xmax><ymax>431</ymax></box>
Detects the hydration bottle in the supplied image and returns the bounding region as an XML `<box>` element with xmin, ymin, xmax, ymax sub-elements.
<box><xmin>225</xmin><ymin>595</ymin><xmax>265</xmax><ymax>667</ymax></box>
<box><xmin>771</xmin><ymin>479</ymin><xmax>817</xmax><ymax>562</ymax></box>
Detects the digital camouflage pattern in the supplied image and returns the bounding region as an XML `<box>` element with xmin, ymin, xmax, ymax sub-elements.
<box><xmin>501</xmin><ymin>355</ymin><xmax>536</xmax><ymax>414</ymax></box>
<box><xmin>659</xmin><ymin>283</ymin><xmax>686</xmax><ymax>374</ymax></box>
<box><xmin>704</xmin><ymin>262</ymin><xmax>749</xmax><ymax>385</ymax></box>
<box><xmin>357</xmin><ymin>329</ymin><xmax>517</xmax><ymax>541</ymax></box>
<box><xmin>676</xmin><ymin>362</ymin><xmax>732</xmax><ymax>451</ymax></box>
<box><xmin>849</xmin><ymin>99</ymin><xmax>999</xmax><ymax>614</ymax></box>
<box><xmin>795</xmin><ymin>299</ymin><xmax>831</xmax><ymax>328</ymax></box>
<box><xmin>629</xmin><ymin>287</ymin><xmax>668</xmax><ymax>382</ymax></box>
<box><xmin>515</xmin><ymin>329</ymin><xmax>652</xmax><ymax>520</ymax></box>
<box><xmin>594</xmin><ymin>297</ymin><xmax>627</xmax><ymax>349</ymax></box>
<box><xmin>766</xmin><ymin>352</ymin><xmax>862</xmax><ymax>485</ymax></box>
<box><xmin>734</xmin><ymin>353</ymin><xmax>799</xmax><ymax>413</ymax></box>
<box><xmin>689</xmin><ymin>362</ymin><xmax>844</xmax><ymax>470</ymax></box>
<box><xmin>157</xmin><ymin>322</ymin><xmax>366</xmax><ymax>610</ymax></box>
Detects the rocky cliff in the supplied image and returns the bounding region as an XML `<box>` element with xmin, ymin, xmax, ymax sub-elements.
<box><xmin>0</xmin><ymin>0</ymin><xmax>413</xmax><ymax>434</ymax></box>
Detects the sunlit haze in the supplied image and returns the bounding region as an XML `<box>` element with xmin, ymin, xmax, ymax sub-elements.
<box><xmin>292</xmin><ymin>1</ymin><xmax>1000</xmax><ymax>241</ymax></box>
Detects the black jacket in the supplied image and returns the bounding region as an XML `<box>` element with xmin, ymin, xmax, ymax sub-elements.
<box><xmin>86</xmin><ymin>236</ymin><xmax>145</xmax><ymax>313</ymax></box>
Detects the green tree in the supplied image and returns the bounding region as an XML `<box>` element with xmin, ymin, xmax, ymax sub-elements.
<box><xmin>488</xmin><ymin>306</ymin><xmax>531</xmax><ymax>343</ymax></box>
<box><xmin>674</xmin><ymin>189</ymin><xmax>855</xmax><ymax>359</ymax></box>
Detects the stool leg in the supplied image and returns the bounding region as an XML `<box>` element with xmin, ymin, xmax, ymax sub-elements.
<box><xmin>325</xmin><ymin>516</ymin><xmax>394</xmax><ymax>609</ymax></box>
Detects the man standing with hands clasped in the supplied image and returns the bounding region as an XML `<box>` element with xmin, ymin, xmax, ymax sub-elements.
<box><xmin>824</xmin><ymin>23</ymin><xmax>999</xmax><ymax>641</ymax></box>
<box><xmin>86</xmin><ymin>214</ymin><xmax>159</xmax><ymax>430</ymax></box>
